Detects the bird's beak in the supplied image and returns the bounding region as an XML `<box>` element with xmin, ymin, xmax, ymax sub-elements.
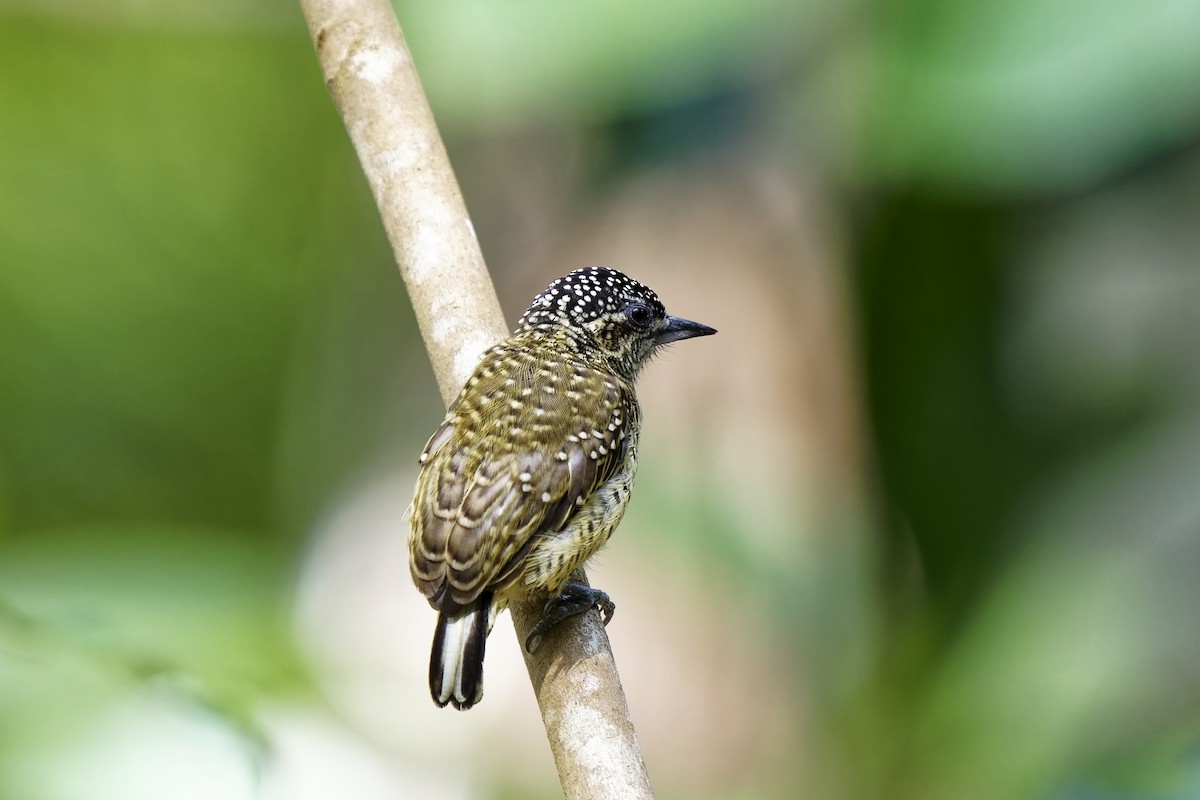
<box><xmin>653</xmin><ymin>315</ymin><xmax>717</xmax><ymax>346</ymax></box>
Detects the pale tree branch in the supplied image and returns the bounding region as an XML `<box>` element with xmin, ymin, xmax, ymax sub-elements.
<box><xmin>298</xmin><ymin>1</ymin><xmax>654</xmax><ymax>797</ymax></box>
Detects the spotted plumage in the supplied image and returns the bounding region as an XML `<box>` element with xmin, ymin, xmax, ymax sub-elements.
<box><xmin>409</xmin><ymin>267</ymin><xmax>715</xmax><ymax>709</ymax></box>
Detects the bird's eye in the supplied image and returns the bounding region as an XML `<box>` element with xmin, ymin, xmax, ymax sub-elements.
<box><xmin>625</xmin><ymin>303</ymin><xmax>653</xmax><ymax>328</ymax></box>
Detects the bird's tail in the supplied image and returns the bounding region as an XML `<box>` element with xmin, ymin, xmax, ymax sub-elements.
<box><xmin>429</xmin><ymin>592</ymin><xmax>494</xmax><ymax>710</ymax></box>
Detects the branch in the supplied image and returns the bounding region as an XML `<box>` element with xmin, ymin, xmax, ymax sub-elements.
<box><xmin>298</xmin><ymin>1</ymin><xmax>653</xmax><ymax>797</ymax></box>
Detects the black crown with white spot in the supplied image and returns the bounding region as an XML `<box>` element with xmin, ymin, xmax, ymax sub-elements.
<box><xmin>516</xmin><ymin>267</ymin><xmax>665</xmax><ymax>332</ymax></box>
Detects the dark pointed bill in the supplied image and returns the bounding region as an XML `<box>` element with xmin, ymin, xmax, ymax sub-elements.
<box><xmin>653</xmin><ymin>316</ymin><xmax>717</xmax><ymax>346</ymax></box>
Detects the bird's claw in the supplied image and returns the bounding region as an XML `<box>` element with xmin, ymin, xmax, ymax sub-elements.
<box><xmin>524</xmin><ymin>582</ymin><xmax>616</xmax><ymax>653</ymax></box>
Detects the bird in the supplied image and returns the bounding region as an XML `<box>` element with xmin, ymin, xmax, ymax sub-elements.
<box><xmin>408</xmin><ymin>266</ymin><xmax>716</xmax><ymax>710</ymax></box>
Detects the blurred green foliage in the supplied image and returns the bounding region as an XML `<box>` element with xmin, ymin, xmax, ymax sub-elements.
<box><xmin>857</xmin><ymin>0</ymin><xmax>1200</xmax><ymax>190</ymax></box>
<box><xmin>1</xmin><ymin>0</ymin><xmax>1199</xmax><ymax>798</ymax></box>
<box><xmin>0</xmin><ymin>15</ymin><xmax>325</xmax><ymax>531</ymax></box>
<box><xmin>0</xmin><ymin>10</ymin><xmax>410</xmax><ymax>791</ymax></box>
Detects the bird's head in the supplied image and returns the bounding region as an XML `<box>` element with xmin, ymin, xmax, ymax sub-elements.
<box><xmin>516</xmin><ymin>267</ymin><xmax>716</xmax><ymax>379</ymax></box>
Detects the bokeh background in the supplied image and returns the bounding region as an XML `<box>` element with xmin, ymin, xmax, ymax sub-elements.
<box><xmin>2</xmin><ymin>0</ymin><xmax>1200</xmax><ymax>798</ymax></box>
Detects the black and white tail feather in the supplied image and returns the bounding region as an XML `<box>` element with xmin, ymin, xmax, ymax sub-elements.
<box><xmin>428</xmin><ymin>592</ymin><xmax>494</xmax><ymax>709</ymax></box>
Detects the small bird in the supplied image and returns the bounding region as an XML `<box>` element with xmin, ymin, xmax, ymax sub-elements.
<box><xmin>408</xmin><ymin>267</ymin><xmax>715</xmax><ymax>709</ymax></box>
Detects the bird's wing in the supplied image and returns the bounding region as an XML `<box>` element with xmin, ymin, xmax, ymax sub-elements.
<box><xmin>409</xmin><ymin>365</ymin><xmax>632</xmax><ymax>613</ymax></box>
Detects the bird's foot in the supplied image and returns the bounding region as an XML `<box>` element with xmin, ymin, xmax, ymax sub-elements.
<box><xmin>524</xmin><ymin>582</ymin><xmax>615</xmax><ymax>653</ymax></box>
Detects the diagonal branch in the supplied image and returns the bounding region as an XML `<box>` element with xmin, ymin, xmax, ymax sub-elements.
<box><xmin>298</xmin><ymin>1</ymin><xmax>654</xmax><ymax>797</ymax></box>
